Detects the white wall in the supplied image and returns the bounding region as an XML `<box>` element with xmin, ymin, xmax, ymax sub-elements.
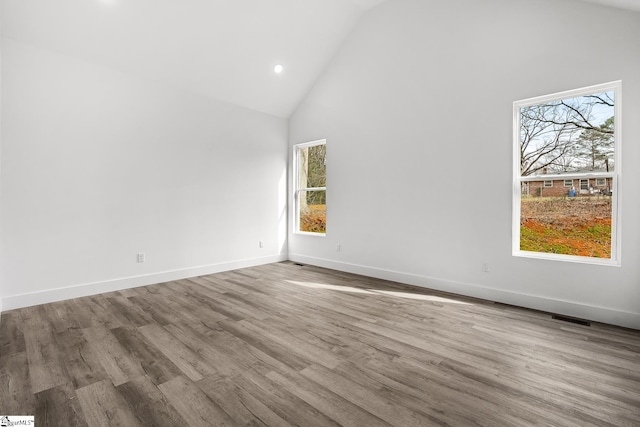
<box><xmin>0</xmin><ymin>38</ymin><xmax>287</xmax><ymax>309</ymax></box>
<box><xmin>289</xmin><ymin>0</ymin><xmax>640</xmax><ymax>328</ymax></box>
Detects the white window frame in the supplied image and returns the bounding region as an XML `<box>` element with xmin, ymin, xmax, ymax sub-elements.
<box><xmin>543</xmin><ymin>180</ymin><xmax>553</xmax><ymax>187</ymax></box>
<box><xmin>580</xmin><ymin>179</ymin><xmax>590</xmax><ymax>193</ymax></box>
<box><xmin>293</xmin><ymin>139</ymin><xmax>326</xmax><ymax>236</ymax></box>
<box><xmin>596</xmin><ymin>178</ymin><xmax>606</xmax><ymax>187</ymax></box>
<box><xmin>564</xmin><ymin>180</ymin><xmax>573</xmax><ymax>188</ymax></box>
<box><xmin>513</xmin><ymin>81</ymin><xmax>621</xmax><ymax>266</ymax></box>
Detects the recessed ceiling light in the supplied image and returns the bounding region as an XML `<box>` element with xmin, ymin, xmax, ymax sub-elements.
<box><xmin>274</xmin><ymin>64</ymin><xmax>284</xmax><ymax>74</ymax></box>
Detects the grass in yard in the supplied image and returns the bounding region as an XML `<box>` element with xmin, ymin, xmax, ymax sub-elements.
<box><xmin>300</xmin><ymin>204</ymin><xmax>326</xmax><ymax>233</ymax></box>
<box><xmin>520</xmin><ymin>197</ymin><xmax>611</xmax><ymax>258</ymax></box>
<box><xmin>520</xmin><ymin>218</ymin><xmax>611</xmax><ymax>258</ymax></box>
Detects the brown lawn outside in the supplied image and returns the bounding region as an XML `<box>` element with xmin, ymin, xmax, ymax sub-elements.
<box><xmin>300</xmin><ymin>204</ymin><xmax>326</xmax><ymax>233</ymax></box>
<box><xmin>520</xmin><ymin>197</ymin><xmax>611</xmax><ymax>258</ymax></box>
<box><xmin>300</xmin><ymin>199</ymin><xmax>611</xmax><ymax>255</ymax></box>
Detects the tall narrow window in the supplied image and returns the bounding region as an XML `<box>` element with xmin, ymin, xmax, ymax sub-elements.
<box><xmin>513</xmin><ymin>81</ymin><xmax>621</xmax><ymax>265</ymax></box>
<box><xmin>294</xmin><ymin>140</ymin><xmax>326</xmax><ymax>235</ymax></box>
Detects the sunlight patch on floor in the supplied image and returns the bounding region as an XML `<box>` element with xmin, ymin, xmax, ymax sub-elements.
<box><xmin>286</xmin><ymin>280</ymin><xmax>472</xmax><ymax>305</ymax></box>
<box><xmin>286</xmin><ymin>280</ymin><xmax>376</xmax><ymax>294</ymax></box>
<box><xmin>371</xmin><ymin>290</ymin><xmax>472</xmax><ymax>305</ymax></box>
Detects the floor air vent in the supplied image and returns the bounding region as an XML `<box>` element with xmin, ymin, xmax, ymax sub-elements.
<box><xmin>552</xmin><ymin>314</ymin><xmax>591</xmax><ymax>326</ymax></box>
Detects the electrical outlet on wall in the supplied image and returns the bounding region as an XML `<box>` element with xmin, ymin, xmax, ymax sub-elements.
<box><xmin>137</xmin><ymin>253</ymin><xmax>146</xmax><ymax>263</ymax></box>
<box><xmin>482</xmin><ymin>262</ymin><xmax>489</xmax><ymax>272</ymax></box>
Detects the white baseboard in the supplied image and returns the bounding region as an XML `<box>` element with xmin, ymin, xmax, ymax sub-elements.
<box><xmin>1</xmin><ymin>254</ymin><xmax>287</xmax><ymax>312</ymax></box>
<box><xmin>288</xmin><ymin>254</ymin><xmax>640</xmax><ymax>330</ymax></box>
<box><xmin>3</xmin><ymin>252</ymin><xmax>638</xmax><ymax>330</ymax></box>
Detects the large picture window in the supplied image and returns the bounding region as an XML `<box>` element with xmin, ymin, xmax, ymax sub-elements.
<box><xmin>513</xmin><ymin>82</ymin><xmax>621</xmax><ymax>265</ymax></box>
<box><xmin>294</xmin><ymin>140</ymin><xmax>326</xmax><ymax>235</ymax></box>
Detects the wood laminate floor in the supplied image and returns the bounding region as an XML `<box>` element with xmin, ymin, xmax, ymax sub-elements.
<box><xmin>1</xmin><ymin>262</ymin><xmax>639</xmax><ymax>426</ymax></box>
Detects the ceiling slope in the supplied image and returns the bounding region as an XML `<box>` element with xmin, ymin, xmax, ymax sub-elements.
<box><xmin>1</xmin><ymin>0</ymin><xmax>637</xmax><ymax>117</ymax></box>
<box><xmin>1</xmin><ymin>0</ymin><xmax>389</xmax><ymax>118</ymax></box>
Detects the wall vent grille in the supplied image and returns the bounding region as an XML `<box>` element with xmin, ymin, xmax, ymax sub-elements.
<box><xmin>552</xmin><ymin>314</ymin><xmax>591</xmax><ymax>326</ymax></box>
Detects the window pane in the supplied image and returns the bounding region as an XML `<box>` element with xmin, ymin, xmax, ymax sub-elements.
<box><xmin>520</xmin><ymin>91</ymin><xmax>614</xmax><ymax>178</ymax></box>
<box><xmin>299</xmin><ymin>190</ymin><xmax>326</xmax><ymax>233</ymax></box>
<box><xmin>515</xmin><ymin>82</ymin><xmax>619</xmax><ymax>263</ymax></box>
<box><xmin>580</xmin><ymin>179</ymin><xmax>589</xmax><ymax>191</ymax></box>
<box><xmin>520</xmin><ymin>197</ymin><xmax>611</xmax><ymax>258</ymax></box>
<box><xmin>298</xmin><ymin>144</ymin><xmax>326</xmax><ymax>188</ymax></box>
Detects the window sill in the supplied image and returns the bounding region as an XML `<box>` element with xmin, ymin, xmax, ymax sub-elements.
<box><xmin>294</xmin><ymin>231</ymin><xmax>326</xmax><ymax>237</ymax></box>
<box><xmin>513</xmin><ymin>250</ymin><xmax>620</xmax><ymax>267</ymax></box>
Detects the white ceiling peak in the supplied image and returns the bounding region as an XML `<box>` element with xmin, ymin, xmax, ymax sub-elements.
<box><xmin>1</xmin><ymin>0</ymin><xmax>382</xmax><ymax>118</ymax></box>
<box><xmin>1</xmin><ymin>0</ymin><xmax>637</xmax><ymax>118</ymax></box>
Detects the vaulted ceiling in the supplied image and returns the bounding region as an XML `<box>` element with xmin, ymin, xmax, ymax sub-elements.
<box><xmin>1</xmin><ymin>0</ymin><xmax>637</xmax><ymax>118</ymax></box>
<box><xmin>1</xmin><ymin>0</ymin><xmax>388</xmax><ymax>118</ymax></box>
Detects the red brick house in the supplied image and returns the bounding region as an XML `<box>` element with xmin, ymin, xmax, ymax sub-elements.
<box><xmin>522</xmin><ymin>170</ymin><xmax>613</xmax><ymax>197</ymax></box>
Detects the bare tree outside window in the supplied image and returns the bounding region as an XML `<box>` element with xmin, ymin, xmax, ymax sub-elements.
<box><xmin>520</xmin><ymin>91</ymin><xmax>614</xmax><ymax>176</ymax></box>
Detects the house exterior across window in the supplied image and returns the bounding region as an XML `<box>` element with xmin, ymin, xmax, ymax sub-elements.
<box><xmin>524</xmin><ymin>170</ymin><xmax>613</xmax><ymax>197</ymax></box>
